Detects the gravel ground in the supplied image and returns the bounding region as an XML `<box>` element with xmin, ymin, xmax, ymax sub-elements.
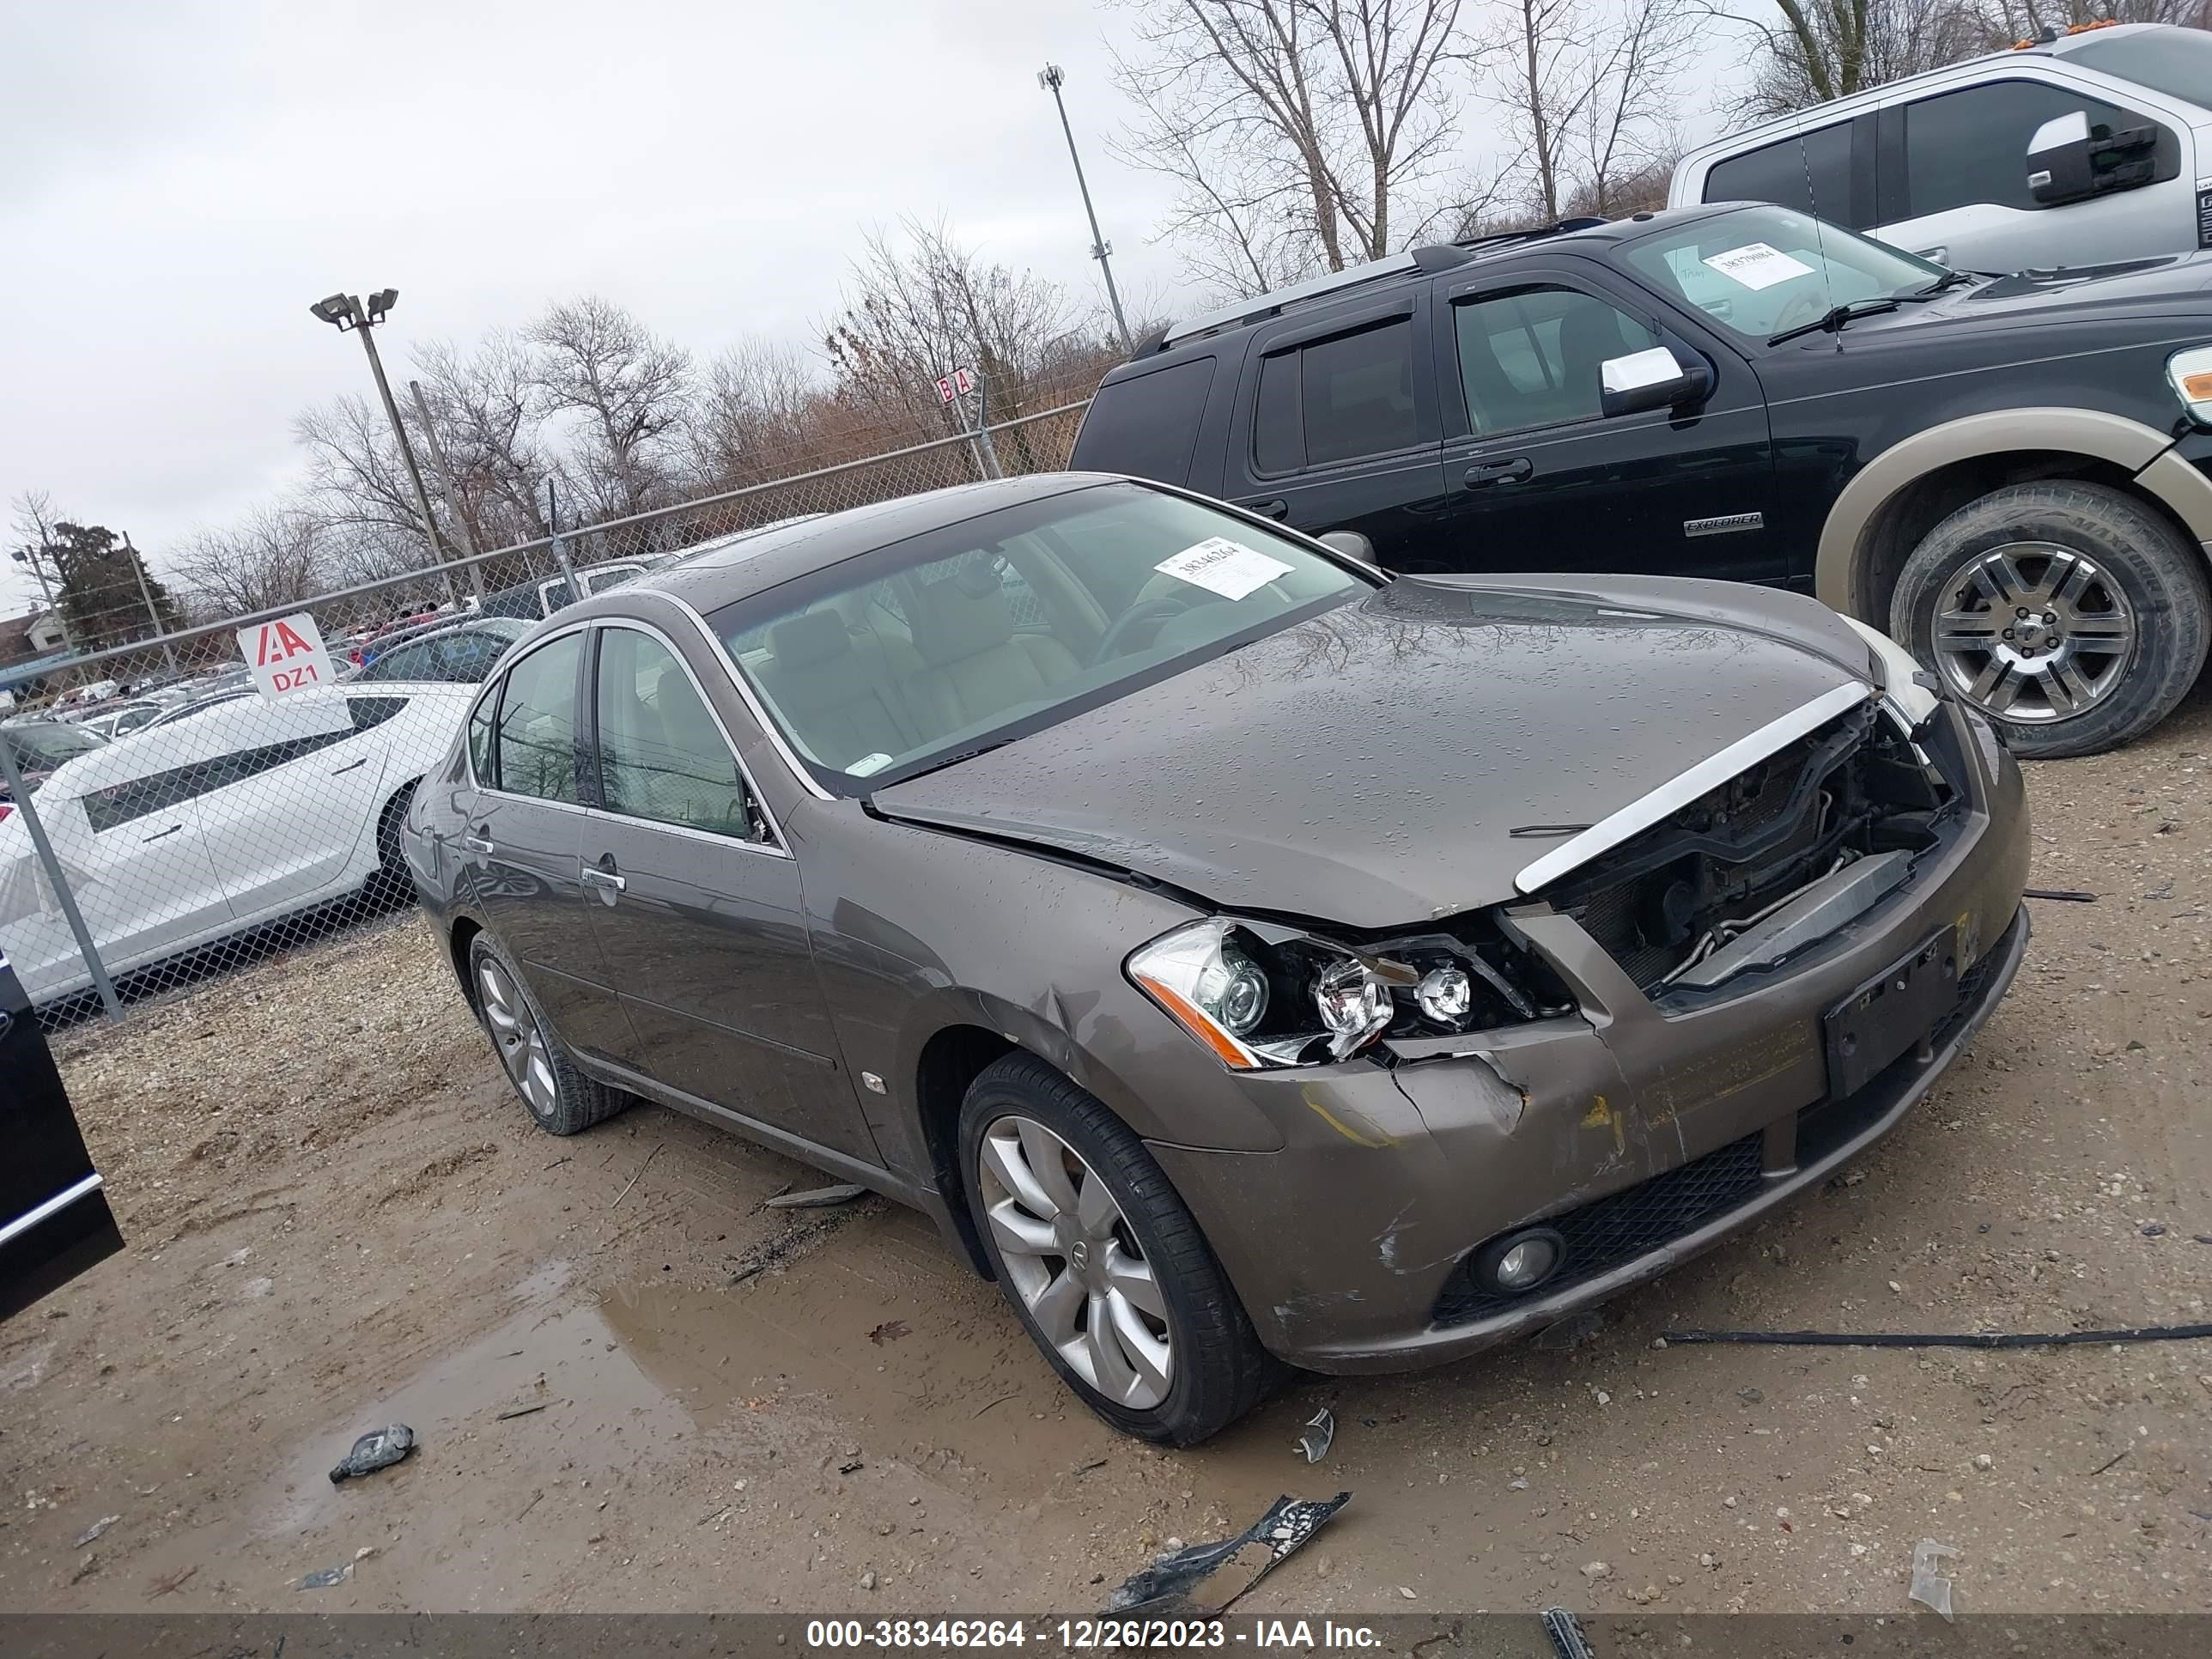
<box><xmin>3</xmin><ymin>693</ymin><xmax>2210</xmax><ymax>1618</ymax></box>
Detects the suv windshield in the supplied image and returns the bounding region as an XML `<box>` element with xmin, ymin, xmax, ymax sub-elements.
<box><xmin>711</xmin><ymin>482</ymin><xmax>1368</xmax><ymax>796</ymax></box>
<box><xmin>1622</xmin><ymin>205</ymin><xmax>1947</xmax><ymax>342</ymax></box>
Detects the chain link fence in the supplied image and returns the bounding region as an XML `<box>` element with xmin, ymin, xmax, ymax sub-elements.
<box><xmin>0</xmin><ymin>398</ymin><xmax>1091</xmax><ymax>1032</ymax></box>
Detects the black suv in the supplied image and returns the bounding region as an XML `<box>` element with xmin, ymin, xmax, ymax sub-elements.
<box><xmin>1071</xmin><ymin>201</ymin><xmax>2212</xmax><ymax>757</ymax></box>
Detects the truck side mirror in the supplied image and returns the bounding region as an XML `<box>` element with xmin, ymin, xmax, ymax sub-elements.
<box><xmin>2027</xmin><ymin>110</ymin><xmax>2159</xmax><ymax>206</ymax></box>
<box><xmin>1599</xmin><ymin>345</ymin><xmax>1712</xmax><ymax>419</ymax></box>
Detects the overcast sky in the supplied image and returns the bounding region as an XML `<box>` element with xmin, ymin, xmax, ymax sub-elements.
<box><xmin>0</xmin><ymin>0</ymin><xmax>1738</xmax><ymax>617</ymax></box>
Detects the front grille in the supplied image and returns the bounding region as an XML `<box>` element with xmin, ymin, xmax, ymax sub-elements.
<box><xmin>1431</xmin><ymin>1134</ymin><xmax>1764</xmax><ymax>1326</ymax></box>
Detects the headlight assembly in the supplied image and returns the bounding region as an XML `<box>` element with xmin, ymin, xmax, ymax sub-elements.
<box><xmin>1839</xmin><ymin>614</ymin><xmax>1941</xmax><ymax>728</ymax></box>
<box><xmin>2167</xmin><ymin>344</ymin><xmax>2212</xmax><ymax>425</ymax></box>
<box><xmin>1127</xmin><ymin>915</ymin><xmax>1553</xmax><ymax>1070</ymax></box>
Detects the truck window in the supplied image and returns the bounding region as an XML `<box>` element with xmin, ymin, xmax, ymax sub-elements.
<box><xmin>1252</xmin><ymin>316</ymin><xmax>1421</xmax><ymax>473</ymax></box>
<box><xmin>1705</xmin><ymin>124</ymin><xmax>1858</xmax><ymax>227</ymax></box>
<box><xmin>1903</xmin><ymin>81</ymin><xmax>2132</xmax><ymax>217</ymax></box>
<box><xmin>1070</xmin><ymin>357</ymin><xmax>1216</xmax><ymax>484</ymax></box>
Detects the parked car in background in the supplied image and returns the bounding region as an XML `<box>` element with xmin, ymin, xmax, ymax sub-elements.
<box><xmin>349</xmin><ymin>617</ymin><xmax>532</xmax><ymax>684</ymax></box>
<box><xmin>478</xmin><ymin>559</ymin><xmax>653</xmax><ymax>622</ymax></box>
<box><xmin>0</xmin><ymin>952</ymin><xmax>121</xmax><ymax>1320</ymax></box>
<box><xmin>0</xmin><ymin>681</ymin><xmax>473</xmax><ymax>1005</ymax></box>
<box><xmin>1072</xmin><ymin>199</ymin><xmax>2212</xmax><ymax>758</ymax></box>
<box><xmin>80</xmin><ymin>701</ymin><xmax>166</xmax><ymax>741</ymax></box>
<box><xmin>0</xmin><ymin>720</ymin><xmax>108</xmax><ymax>816</ymax></box>
<box><xmin>406</xmin><ymin>476</ymin><xmax>2028</xmax><ymax>1444</ymax></box>
<box><xmin>1670</xmin><ymin>22</ymin><xmax>2212</xmax><ymax>275</ymax></box>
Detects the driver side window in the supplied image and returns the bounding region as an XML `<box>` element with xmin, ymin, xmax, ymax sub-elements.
<box><xmin>1454</xmin><ymin>288</ymin><xmax>1661</xmax><ymax>434</ymax></box>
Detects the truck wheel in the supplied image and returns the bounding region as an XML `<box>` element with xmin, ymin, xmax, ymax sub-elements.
<box><xmin>958</xmin><ymin>1052</ymin><xmax>1277</xmax><ymax>1445</ymax></box>
<box><xmin>1890</xmin><ymin>481</ymin><xmax>2209</xmax><ymax>758</ymax></box>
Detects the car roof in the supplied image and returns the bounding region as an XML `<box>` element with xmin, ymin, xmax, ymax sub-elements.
<box><xmin>1108</xmin><ymin>205</ymin><xmax>1745</xmax><ymax>372</ymax></box>
<box><xmin>574</xmin><ymin>474</ymin><xmax>1121</xmax><ymax>618</ymax></box>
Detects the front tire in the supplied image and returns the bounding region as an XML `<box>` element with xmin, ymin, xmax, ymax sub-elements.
<box><xmin>1890</xmin><ymin>481</ymin><xmax>2209</xmax><ymax>758</ymax></box>
<box><xmin>958</xmin><ymin>1052</ymin><xmax>1275</xmax><ymax>1444</ymax></box>
<box><xmin>466</xmin><ymin>933</ymin><xmax>625</xmax><ymax>1135</ymax></box>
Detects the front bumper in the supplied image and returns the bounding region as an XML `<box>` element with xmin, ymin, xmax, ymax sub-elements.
<box><xmin>1146</xmin><ymin>706</ymin><xmax>2030</xmax><ymax>1373</ymax></box>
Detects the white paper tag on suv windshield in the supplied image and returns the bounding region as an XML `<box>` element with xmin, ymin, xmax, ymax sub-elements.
<box><xmin>1701</xmin><ymin>241</ymin><xmax>1815</xmax><ymax>291</ymax></box>
<box><xmin>1154</xmin><ymin>538</ymin><xmax>1294</xmax><ymax>601</ymax></box>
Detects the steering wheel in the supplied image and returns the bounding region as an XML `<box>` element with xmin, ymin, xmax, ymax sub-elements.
<box><xmin>1092</xmin><ymin>596</ymin><xmax>1194</xmax><ymax>665</ymax></box>
<box><xmin>1769</xmin><ymin>289</ymin><xmax>1826</xmax><ymax>334</ymax></box>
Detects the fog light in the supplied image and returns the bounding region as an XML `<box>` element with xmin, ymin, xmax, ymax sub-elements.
<box><xmin>1473</xmin><ymin>1226</ymin><xmax>1566</xmax><ymax>1294</ymax></box>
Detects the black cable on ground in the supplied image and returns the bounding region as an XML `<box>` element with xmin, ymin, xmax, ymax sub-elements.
<box><xmin>1663</xmin><ymin>1322</ymin><xmax>2212</xmax><ymax>1350</ymax></box>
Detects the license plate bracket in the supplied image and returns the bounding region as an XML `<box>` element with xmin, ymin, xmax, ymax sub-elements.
<box><xmin>1823</xmin><ymin>927</ymin><xmax>1961</xmax><ymax>1098</ymax></box>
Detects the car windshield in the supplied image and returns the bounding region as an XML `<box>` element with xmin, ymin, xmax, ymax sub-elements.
<box><xmin>711</xmin><ymin>482</ymin><xmax>1370</xmax><ymax>796</ymax></box>
<box><xmin>1621</xmin><ymin>205</ymin><xmax>1947</xmax><ymax>342</ymax></box>
<box><xmin>4</xmin><ymin>722</ymin><xmax>106</xmax><ymax>772</ymax></box>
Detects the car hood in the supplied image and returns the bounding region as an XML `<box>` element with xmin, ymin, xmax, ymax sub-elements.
<box><xmin>871</xmin><ymin>576</ymin><xmax>1876</xmax><ymax>929</ymax></box>
<box><xmin>1840</xmin><ymin>252</ymin><xmax>2212</xmax><ymax>338</ymax></box>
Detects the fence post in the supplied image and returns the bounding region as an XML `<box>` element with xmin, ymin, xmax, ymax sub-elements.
<box><xmin>0</xmin><ymin>738</ymin><xmax>121</xmax><ymax>1019</ymax></box>
<box><xmin>968</xmin><ymin>374</ymin><xmax>1005</xmax><ymax>481</ymax></box>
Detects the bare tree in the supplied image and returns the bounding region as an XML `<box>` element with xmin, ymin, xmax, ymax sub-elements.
<box><xmin>1971</xmin><ymin>0</ymin><xmax>2210</xmax><ymax>41</ymax></box>
<box><xmin>411</xmin><ymin>332</ymin><xmax>555</xmax><ymax>549</ymax></box>
<box><xmin>687</xmin><ymin>337</ymin><xmax>827</xmax><ymax>489</ymax></box>
<box><xmin>292</xmin><ymin>392</ymin><xmax>434</xmax><ymax>560</ymax></box>
<box><xmin>167</xmin><ymin>507</ymin><xmax>337</xmax><ymax>616</ymax></box>
<box><xmin>1114</xmin><ymin>0</ymin><xmax>1475</xmax><ymax>295</ymax></box>
<box><xmin>1728</xmin><ymin>0</ymin><xmax>1985</xmax><ymax>117</ymax></box>
<box><xmin>528</xmin><ymin>297</ymin><xmax>694</xmax><ymax>522</ymax></box>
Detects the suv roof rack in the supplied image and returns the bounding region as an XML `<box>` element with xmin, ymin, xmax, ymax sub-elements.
<box><xmin>1137</xmin><ymin>217</ymin><xmax>1615</xmax><ymax>359</ymax></box>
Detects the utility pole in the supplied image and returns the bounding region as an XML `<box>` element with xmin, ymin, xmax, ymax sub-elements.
<box><xmin>307</xmin><ymin>289</ymin><xmax>459</xmax><ymax>605</ymax></box>
<box><xmin>9</xmin><ymin>543</ymin><xmax>79</xmax><ymax>654</ymax></box>
<box><xmin>118</xmin><ymin>532</ymin><xmax>179</xmax><ymax>677</ymax></box>
<box><xmin>1038</xmin><ymin>64</ymin><xmax>1134</xmax><ymax>354</ymax></box>
<box><xmin>407</xmin><ymin>379</ymin><xmax>486</xmax><ymax>603</ymax></box>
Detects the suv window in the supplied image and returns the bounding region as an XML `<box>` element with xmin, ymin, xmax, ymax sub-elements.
<box><xmin>1903</xmin><ymin>80</ymin><xmax>2131</xmax><ymax>217</ymax></box>
<box><xmin>1071</xmin><ymin>357</ymin><xmax>1216</xmax><ymax>483</ymax></box>
<box><xmin>1705</xmin><ymin>123</ymin><xmax>1857</xmax><ymax>226</ymax></box>
<box><xmin>1454</xmin><ymin>288</ymin><xmax>1662</xmax><ymax>434</ymax></box>
<box><xmin>594</xmin><ymin>629</ymin><xmax>758</xmax><ymax>839</ymax></box>
<box><xmin>1254</xmin><ymin>315</ymin><xmax>1420</xmax><ymax>472</ymax></box>
<box><xmin>357</xmin><ymin>639</ymin><xmax>434</xmax><ymax>681</ymax></box>
<box><xmin>495</xmin><ymin>635</ymin><xmax>582</xmax><ymax>803</ymax></box>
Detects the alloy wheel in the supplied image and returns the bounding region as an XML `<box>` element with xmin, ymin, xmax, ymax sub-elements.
<box><xmin>477</xmin><ymin>957</ymin><xmax>558</xmax><ymax>1118</ymax></box>
<box><xmin>976</xmin><ymin>1115</ymin><xmax>1174</xmax><ymax>1409</ymax></box>
<box><xmin>1929</xmin><ymin>543</ymin><xmax>2136</xmax><ymax>724</ymax></box>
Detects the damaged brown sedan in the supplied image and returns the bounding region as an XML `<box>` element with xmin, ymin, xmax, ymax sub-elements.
<box><xmin>405</xmin><ymin>474</ymin><xmax>2030</xmax><ymax>1444</ymax></box>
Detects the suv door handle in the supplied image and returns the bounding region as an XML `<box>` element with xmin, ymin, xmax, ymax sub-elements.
<box><xmin>1464</xmin><ymin>458</ymin><xmax>1533</xmax><ymax>489</ymax></box>
<box><xmin>1244</xmin><ymin>497</ymin><xmax>1289</xmax><ymax>520</ymax></box>
<box><xmin>581</xmin><ymin>862</ymin><xmax>627</xmax><ymax>901</ymax></box>
<box><xmin>460</xmin><ymin>832</ymin><xmax>495</xmax><ymax>854</ymax></box>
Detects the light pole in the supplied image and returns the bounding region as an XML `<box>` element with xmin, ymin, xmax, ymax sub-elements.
<box><xmin>307</xmin><ymin>289</ymin><xmax>459</xmax><ymax>604</ymax></box>
<box><xmin>1038</xmin><ymin>64</ymin><xmax>1134</xmax><ymax>355</ymax></box>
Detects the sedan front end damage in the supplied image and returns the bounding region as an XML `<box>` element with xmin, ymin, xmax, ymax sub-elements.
<box><xmin>1142</xmin><ymin>690</ymin><xmax>2028</xmax><ymax>1372</ymax></box>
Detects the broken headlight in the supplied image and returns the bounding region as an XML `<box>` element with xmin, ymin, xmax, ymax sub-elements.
<box><xmin>1127</xmin><ymin>916</ymin><xmax>1552</xmax><ymax>1070</ymax></box>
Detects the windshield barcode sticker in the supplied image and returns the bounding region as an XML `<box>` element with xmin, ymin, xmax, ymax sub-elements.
<box><xmin>1701</xmin><ymin>242</ymin><xmax>1815</xmax><ymax>291</ymax></box>
<box><xmin>1154</xmin><ymin>538</ymin><xmax>1294</xmax><ymax>601</ymax></box>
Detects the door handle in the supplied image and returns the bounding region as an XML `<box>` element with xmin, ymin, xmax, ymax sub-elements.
<box><xmin>143</xmin><ymin>824</ymin><xmax>184</xmax><ymax>842</ymax></box>
<box><xmin>580</xmin><ymin>865</ymin><xmax>626</xmax><ymax>901</ymax></box>
<box><xmin>460</xmin><ymin>832</ymin><xmax>495</xmax><ymax>854</ymax></box>
<box><xmin>330</xmin><ymin>757</ymin><xmax>369</xmax><ymax>775</ymax></box>
<box><xmin>1464</xmin><ymin>458</ymin><xmax>1533</xmax><ymax>489</ymax></box>
<box><xmin>1244</xmin><ymin>497</ymin><xmax>1290</xmax><ymax>520</ymax></box>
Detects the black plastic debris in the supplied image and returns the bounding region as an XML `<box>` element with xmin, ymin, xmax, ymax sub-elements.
<box><xmin>1107</xmin><ymin>1491</ymin><xmax>1350</xmax><ymax>1614</ymax></box>
<box><xmin>1663</xmin><ymin>1321</ymin><xmax>2212</xmax><ymax>1350</ymax></box>
<box><xmin>766</xmin><ymin>1183</ymin><xmax>866</xmax><ymax>1210</ymax></box>
<box><xmin>328</xmin><ymin>1425</ymin><xmax>416</xmax><ymax>1484</ymax></box>
<box><xmin>1543</xmin><ymin>1607</ymin><xmax>1597</xmax><ymax>1658</ymax></box>
<box><xmin>1295</xmin><ymin>1408</ymin><xmax>1334</xmax><ymax>1464</ymax></box>
<box><xmin>2022</xmin><ymin>887</ymin><xmax>2097</xmax><ymax>902</ymax></box>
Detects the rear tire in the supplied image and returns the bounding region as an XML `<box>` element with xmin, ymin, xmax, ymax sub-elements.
<box><xmin>958</xmin><ymin>1052</ymin><xmax>1276</xmax><ymax>1445</ymax></box>
<box><xmin>1889</xmin><ymin>481</ymin><xmax>2209</xmax><ymax>759</ymax></box>
<box><xmin>373</xmin><ymin>780</ymin><xmax>419</xmax><ymax>896</ymax></box>
<box><xmin>466</xmin><ymin>933</ymin><xmax>625</xmax><ymax>1135</ymax></box>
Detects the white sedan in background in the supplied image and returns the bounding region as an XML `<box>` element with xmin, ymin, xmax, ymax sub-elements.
<box><xmin>0</xmin><ymin>682</ymin><xmax>473</xmax><ymax>1005</ymax></box>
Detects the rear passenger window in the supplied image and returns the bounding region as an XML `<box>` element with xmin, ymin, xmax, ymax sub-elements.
<box><xmin>1071</xmin><ymin>358</ymin><xmax>1216</xmax><ymax>484</ymax></box>
<box><xmin>347</xmin><ymin>696</ymin><xmax>408</xmax><ymax>732</ymax></box>
<box><xmin>1705</xmin><ymin>123</ymin><xmax>1857</xmax><ymax>227</ymax></box>
<box><xmin>1903</xmin><ymin>81</ymin><xmax>2136</xmax><ymax>218</ymax></box>
<box><xmin>1254</xmin><ymin>316</ymin><xmax>1421</xmax><ymax>474</ymax></box>
<box><xmin>495</xmin><ymin>635</ymin><xmax>582</xmax><ymax>803</ymax></box>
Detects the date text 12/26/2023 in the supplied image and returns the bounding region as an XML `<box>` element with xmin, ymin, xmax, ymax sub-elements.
<box><xmin>804</xmin><ymin>1619</ymin><xmax>1386</xmax><ymax>1650</ymax></box>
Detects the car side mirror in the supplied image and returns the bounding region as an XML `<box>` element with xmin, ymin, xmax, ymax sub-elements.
<box><xmin>2027</xmin><ymin>110</ymin><xmax>2158</xmax><ymax>206</ymax></box>
<box><xmin>1599</xmin><ymin>345</ymin><xmax>1711</xmax><ymax>419</ymax></box>
<box><xmin>1316</xmin><ymin>529</ymin><xmax>1386</xmax><ymax>574</ymax></box>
